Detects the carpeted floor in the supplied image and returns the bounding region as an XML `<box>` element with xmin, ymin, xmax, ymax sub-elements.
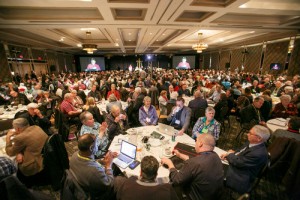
<box><xmin>34</xmin><ymin>115</ymin><xmax>289</xmax><ymax>200</ymax></box>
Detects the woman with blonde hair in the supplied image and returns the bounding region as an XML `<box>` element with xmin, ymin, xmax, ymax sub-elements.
<box><xmin>158</xmin><ymin>90</ymin><xmax>168</xmax><ymax>115</ymax></box>
<box><xmin>82</xmin><ymin>97</ymin><xmax>104</xmax><ymax>123</ymax></box>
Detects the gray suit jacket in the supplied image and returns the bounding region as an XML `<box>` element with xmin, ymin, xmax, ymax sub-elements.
<box><xmin>167</xmin><ymin>106</ymin><xmax>191</xmax><ymax>132</ymax></box>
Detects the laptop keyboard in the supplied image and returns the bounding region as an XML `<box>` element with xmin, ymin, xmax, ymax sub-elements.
<box><xmin>114</xmin><ymin>159</ymin><xmax>127</xmax><ymax>169</ymax></box>
<box><xmin>119</xmin><ymin>154</ymin><xmax>132</xmax><ymax>164</ymax></box>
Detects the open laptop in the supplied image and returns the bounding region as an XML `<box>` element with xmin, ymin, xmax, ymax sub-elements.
<box><xmin>113</xmin><ymin>140</ymin><xmax>137</xmax><ymax>169</ymax></box>
<box><xmin>158</xmin><ymin>123</ymin><xmax>177</xmax><ymax>136</ymax></box>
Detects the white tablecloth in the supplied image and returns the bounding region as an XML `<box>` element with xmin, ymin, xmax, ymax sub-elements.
<box><xmin>108</xmin><ymin>126</ymin><xmax>227</xmax><ymax>184</ymax></box>
<box><xmin>0</xmin><ymin>106</ymin><xmax>27</xmax><ymax>120</ymax></box>
<box><xmin>96</xmin><ymin>101</ymin><xmax>128</xmax><ymax>113</ymax></box>
<box><xmin>267</xmin><ymin>118</ymin><xmax>288</xmax><ymax>133</ymax></box>
<box><xmin>0</xmin><ymin>135</ymin><xmax>15</xmax><ymax>159</ymax></box>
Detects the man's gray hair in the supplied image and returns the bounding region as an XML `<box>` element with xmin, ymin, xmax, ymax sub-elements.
<box><xmin>205</xmin><ymin>107</ymin><xmax>215</xmax><ymax>114</ymax></box>
<box><xmin>252</xmin><ymin>125</ymin><xmax>270</xmax><ymax>142</ymax></box>
<box><xmin>64</xmin><ymin>93</ymin><xmax>72</xmax><ymax>100</ymax></box>
<box><xmin>135</xmin><ymin>87</ymin><xmax>141</xmax><ymax>93</ymax></box>
<box><xmin>280</xmin><ymin>94</ymin><xmax>291</xmax><ymax>102</ymax></box>
<box><xmin>79</xmin><ymin>111</ymin><xmax>92</xmax><ymax>123</ymax></box>
<box><xmin>13</xmin><ymin>118</ymin><xmax>29</xmax><ymax>129</ymax></box>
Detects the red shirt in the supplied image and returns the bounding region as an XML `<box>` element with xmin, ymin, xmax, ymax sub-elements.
<box><xmin>107</xmin><ymin>90</ymin><xmax>120</xmax><ymax>100</ymax></box>
<box><xmin>60</xmin><ymin>100</ymin><xmax>76</xmax><ymax>115</ymax></box>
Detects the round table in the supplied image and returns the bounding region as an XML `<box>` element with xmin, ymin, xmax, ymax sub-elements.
<box><xmin>0</xmin><ymin>105</ymin><xmax>27</xmax><ymax>120</ymax></box>
<box><xmin>108</xmin><ymin>125</ymin><xmax>227</xmax><ymax>183</ymax></box>
<box><xmin>96</xmin><ymin>100</ymin><xmax>128</xmax><ymax>113</ymax></box>
<box><xmin>266</xmin><ymin>118</ymin><xmax>288</xmax><ymax>133</ymax></box>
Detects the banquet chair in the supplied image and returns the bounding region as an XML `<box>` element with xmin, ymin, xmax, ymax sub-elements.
<box><xmin>225</xmin><ymin>153</ymin><xmax>271</xmax><ymax>199</ymax></box>
<box><xmin>57</xmin><ymin>110</ymin><xmax>79</xmax><ymax>141</ymax></box>
<box><xmin>166</xmin><ymin>102</ymin><xmax>175</xmax><ymax>115</ymax></box>
<box><xmin>14</xmin><ymin>110</ymin><xmax>28</xmax><ymax>119</ymax></box>
<box><xmin>190</xmin><ymin>108</ymin><xmax>206</xmax><ymax>127</ymax></box>
<box><xmin>218</xmin><ymin>106</ymin><xmax>229</xmax><ymax>135</ymax></box>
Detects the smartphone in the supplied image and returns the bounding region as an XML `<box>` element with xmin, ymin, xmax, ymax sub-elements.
<box><xmin>129</xmin><ymin>160</ymin><xmax>140</xmax><ymax>170</ymax></box>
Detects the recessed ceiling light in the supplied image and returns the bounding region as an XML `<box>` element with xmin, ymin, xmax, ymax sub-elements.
<box><xmin>239</xmin><ymin>4</ymin><xmax>247</xmax><ymax>8</ymax></box>
<box><xmin>219</xmin><ymin>39</ymin><xmax>224</xmax><ymax>42</ymax></box>
<box><xmin>150</xmin><ymin>33</ymin><xmax>152</xmax><ymax>35</ymax></box>
<box><xmin>162</xmin><ymin>33</ymin><xmax>165</xmax><ymax>36</ymax></box>
<box><xmin>115</xmin><ymin>43</ymin><xmax>119</xmax><ymax>47</ymax></box>
<box><xmin>167</xmin><ymin>44</ymin><xmax>171</xmax><ymax>46</ymax></box>
<box><xmin>129</xmin><ymin>40</ymin><xmax>132</xmax><ymax>41</ymax></box>
<box><xmin>156</xmin><ymin>39</ymin><xmax>159</xmax><ymax>41</ymax></box>
<box><xmin>249</xmin><ymin>31</ymin><xmax>255</xmax><ymax>33</ymax></box>
<box><xmin>80</xmin><ymin>28</ymin><xmax>97</xmax><ymax>31</ymax></box>
<box><xmin>128</xmin><ymin>33</ymin><xmax>132</xmax><ymax>35</ymax></box>
<box><xmin>77</xmin><ymin>44</ymin><xmax>82</xmax><ymax>47</ymax></box>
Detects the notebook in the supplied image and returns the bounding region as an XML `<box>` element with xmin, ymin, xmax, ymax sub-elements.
<box><xmin>158</xmin><ymin>123</ymin><xmax>177</xmax><ymax>136</ymax></box>
<box><xmin>113</xmin><ymin>140</ymin><xmax>137</xmax><ymax>169</ymax></box>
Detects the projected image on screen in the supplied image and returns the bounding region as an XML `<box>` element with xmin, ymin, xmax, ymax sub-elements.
<box><xmin>79</xmin><ymin>57</ymin><xmax>105</xmax><ymax>72</ymax></box>
<box><xmin>270</xmin><ymin>63</ymin><xmax>281</xmax><ymax>70</ymax></box>
<box><xmin>173</xmin><ymin>56</ymin><xmax>195</xmax><ymax>69</ymax></box>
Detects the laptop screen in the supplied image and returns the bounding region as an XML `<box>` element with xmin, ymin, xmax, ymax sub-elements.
<box><xmin>120</xmin><ymin>140</ymin><xmax>137</xmax><ymax>159</ymax></box>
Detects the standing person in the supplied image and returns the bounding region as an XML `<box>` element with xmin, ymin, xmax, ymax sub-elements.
<box><xmin>221</xmin><ymin>125</ymin><xmax>270</xmax><ymax>194</ymax></box>
<box><xmin>161</xmin><ymin>133</ymin><xmax>223</xmax><ymax>200</ymax></box>
<box><xmin>115</xmin><ymin>156</ymin><xmax>178</xmax><ymax>200</ymax></box>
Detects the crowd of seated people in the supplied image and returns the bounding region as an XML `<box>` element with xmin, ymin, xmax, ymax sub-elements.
<box><xmin>0</xmin><ymin>69</ymin><xmax>299</xmax><ymax>199</ymax></box>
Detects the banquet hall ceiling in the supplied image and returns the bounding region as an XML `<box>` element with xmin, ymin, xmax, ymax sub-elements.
<box><xmin>0</xmin><ymin>0</ymin><xmax>299</xmax><ymax>55</ymax></box>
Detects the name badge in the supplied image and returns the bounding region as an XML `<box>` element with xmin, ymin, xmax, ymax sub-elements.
<box><xmin>146</xmin><ymin>117</ymin><xmax>150</xmax><ymax>123</ymax></box>
<box><xmin>175</xmin><ymin>120</ymin><xmax>180</xmax><ymax>125</ymax></box>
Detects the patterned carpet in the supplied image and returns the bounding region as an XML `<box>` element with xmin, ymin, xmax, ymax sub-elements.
<box><xmin>32</xmin><ymin>116</ymin><xmax>289</xmax><ymax>200</ymax></box>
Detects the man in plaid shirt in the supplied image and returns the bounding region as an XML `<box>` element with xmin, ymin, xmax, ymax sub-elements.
<box><xmin>0</xmin><ymin>157</ymin><xmax>17</xmax><ymax>181</ymax></box>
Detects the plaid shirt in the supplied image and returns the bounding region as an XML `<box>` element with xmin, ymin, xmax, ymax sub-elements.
<box><xmin>192</xmin><ymin>117</ymin><xmax>220</xmax><ymax>140</ymax></box>
<box><xmin>60</xmin><ymin>99</ymin><xmax>76</xmax><ymax>115</ymax></box>
<box><xmin>80</xmin><ymin>122</ymin><xmax>110</xmax><ymax>157</ymax></box>
<box><xmin>0</xmin><ymin>157</ymin><xmax>17</xmax><ymax>180</ymax></box>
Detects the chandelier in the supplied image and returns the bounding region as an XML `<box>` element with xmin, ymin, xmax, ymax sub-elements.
<box><xmin>82</xmin><ymin>31</ymin><xmax>97</xmax><ymax>54</ymax></box>
<box><xmin>192</xmin><ymin>33</ymin><xmax>208</xmax><ymax>53</ymax></box>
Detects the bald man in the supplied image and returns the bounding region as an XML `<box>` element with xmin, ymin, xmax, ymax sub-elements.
<box><xmin>70</xmin><ymin>134</ymin><xmax>115</xmax><ymax>199</ymax></box>
<box><xmin>161</xmin><ymin>134</ymin><xmax>223</xmax><ymax>200</ymax></box>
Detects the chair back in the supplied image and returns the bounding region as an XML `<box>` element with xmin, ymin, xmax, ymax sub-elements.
<box><xmin>14</xmin><ymin>110</ymin><xmax>28</xmax><ymax>119</ymax></box>
<box><xmin>61</xmin><ymin>169</ymin><xmax>89</xmax><ymax>200</ymax></box>
<box><xmin>166</xmin><ymin>102</ymin><xmax>175</xmax><ymax>115</ymax></box>
<box><xmin>219</xmin><ymin>106</ymin><xmax>229</xmax><ymax>122</ymax></box>
<box><xmin>248</xmin><ymin>153</ymin><xmax>271</xmax><ymax>193</ymax></box>
<box><xmin>43</xmin><ymin>133</ymin><xmax>69</xmax><ymax>190</ymax></box>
